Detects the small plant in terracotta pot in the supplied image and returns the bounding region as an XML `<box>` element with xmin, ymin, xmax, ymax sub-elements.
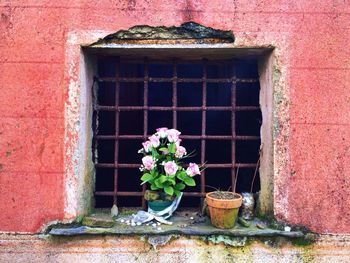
<box><xmin>206</xmin><ymin>167</ymin><xmax>242</xmax><ymax>229</ymax></box>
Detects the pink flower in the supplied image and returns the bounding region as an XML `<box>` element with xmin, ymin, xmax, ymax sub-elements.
<box><xmin>142</xmin><ymin>141</ymin><xmax>152</xmax><ymax>152</ymax></box>
<box><xmin>142</xmin><ymin>156</ymin><xmax>155</xmax><ymax>171</ymax></box>
<box><xmin>167</xmin><ymin>129</ymin><xmax>181</xmax><ymax>143</ymax></box>
<box><xmin>149</xmin><ymin>135</ymin><xmax>160</xmax><ymax>148</ymax></box>
<box><xmin>175</xmin><ymin>139</ymin><xmax>182</xmax><ymax>147</ymax></box>
<box><xmin>186</xmin><ymin>163</ymin><xmax>200</xmax><ymax>177</ymax></box>
<box><xmin>164</xmin><ymin>161</ymin><xmax>178</xmax><ymax>176</ymax></box>
<box><xmin>156</xmin><ymin>127</ymin><xmax>168</xmax><ymax>138</ymax></box>
<box><xmin>175</xmin><ymin>145</ymin><xmax>187</xmax><ymax>158</ymax></box>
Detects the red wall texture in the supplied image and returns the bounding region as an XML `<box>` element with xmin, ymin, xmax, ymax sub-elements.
<box><xmin>0</xmin><ymin>0</ymin><xmax>349</xmax><ymax>233</ymax></box>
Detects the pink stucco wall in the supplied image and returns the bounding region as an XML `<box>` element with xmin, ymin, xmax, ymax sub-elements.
<box><xmin>0</xmin><ymin>0</ymin><xmax>349</xmax><ymax>233</ymax></box>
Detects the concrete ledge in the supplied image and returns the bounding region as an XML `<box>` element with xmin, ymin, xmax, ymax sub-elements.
<box><xmin>49</xmin><ymin>212</ymin><xmax>304</xmax><ymax>238</ymax></box>
<box><xmin>49</xmin><ymin>225</ymin><xmax>303</xmax><ymax>238</ymax></box>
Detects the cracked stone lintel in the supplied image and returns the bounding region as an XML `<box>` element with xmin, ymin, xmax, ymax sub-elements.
<box><xmin>90</xmin><ymin>22</ymin><xmax>235</xmax><ymax>46</ymax></box>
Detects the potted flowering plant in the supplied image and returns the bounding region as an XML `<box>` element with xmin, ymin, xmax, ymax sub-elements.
<box><xmin>139</xmin><ymin>127</ymin><xmax>201</xmax><ymax>211</ymax></box>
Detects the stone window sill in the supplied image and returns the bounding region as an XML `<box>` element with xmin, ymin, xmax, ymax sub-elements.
<box><xmin>49</xmin><ymin>209</ymin><xmax>304</xmax><ymax>239</ymax></box>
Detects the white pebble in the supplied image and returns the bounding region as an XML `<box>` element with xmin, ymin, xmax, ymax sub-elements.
<box><xmin>126</xmin><ymin>220</ymin><xmax>130</xmax><ymax>224</ymax></box>
<box><xmin>120</xmin><ymin>219</ymin><xmax>125</xmax><ymax>223</ymax></box>
<box><xmin>157</xmin><ymin>222</ymin><xmax>161</xmax><ymax>226</ymax></box>
<box><xmin>136</xmin><ymin>222</ymin><xmax>142</xmax><ymax>226</ymax></box>
<box><xmin>190</xmin><ymin>217</ymin><xmax>194</xmax><ymax>220</ymax></box>
<box><xmin>131</xmin><ymin>222</ymin><xmax>136</xmax><ymax>227</ymax></box>
<box><xmin>157</xmin><ymin>227</ymin><xmax>162</xmax><ymax>231</ymax></box>
<box><xmin>152</xmin><ymin>223</ymin><xmax>157</xmax><ymax>227</ymax></box>
<box><xmin>284</xmin><ymin>226</ymin><xmax>291</xmax><ymax>232</ymax></box>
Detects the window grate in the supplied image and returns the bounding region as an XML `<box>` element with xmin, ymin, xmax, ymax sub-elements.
<box><xmin>93</xmin><ymin>57</ymin><xmax>261</xmax><ymax>208</ymax></box>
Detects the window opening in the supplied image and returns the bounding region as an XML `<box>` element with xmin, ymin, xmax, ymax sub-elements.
<box><xmin>93</xmin><ymin>57</ymin><xmax>261</xmax><ymax>208</ymax></box>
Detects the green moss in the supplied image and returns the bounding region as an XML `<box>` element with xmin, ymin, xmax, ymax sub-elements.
<box><xmin>118</xmin><ymin>208</ymin><xmax>139</xmax><ymax>216</ymax></box>
<box><xmin>206</xmin><ymin>235</ymin><xmax>247</xmax><ymax>247</ymax></box>
<box><xmin>209</xmin><ymin>207</ymin><xmax>239</xmax><ymax>229</ymax></box>
<box><xmin>80</xmin><ymin>161</ymin><xmax>95</xmax><ymax>214</ymax></box>
<box><xmin>82</xmin><ymin>215</ymin><xmax>115</xmax><ymax>228</ymax></box>
<box><xmin>291</xmin><ymin>233</ymin><xmax>317</xmax><ymax>247</ymax></box>
<box><xmin>74</xmin><ymin>215</ymin><xmax>84</xmax><ymax>224</ymax></box>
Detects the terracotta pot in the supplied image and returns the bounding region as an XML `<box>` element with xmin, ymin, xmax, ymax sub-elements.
<box><xmin>206</xmin><ymin>191</ymin><xmax>242</xmax><ymax>229</ymax></box>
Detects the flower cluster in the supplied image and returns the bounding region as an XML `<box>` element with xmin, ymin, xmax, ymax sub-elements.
<box><xmin>139</xmin><ymin>127</ymin><xmax>201</xmax><ymax>198</ymax></box>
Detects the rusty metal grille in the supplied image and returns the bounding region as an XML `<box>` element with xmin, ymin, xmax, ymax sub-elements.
<box><xmin>93</xmin><ymin>57</ymin><xmax>261</xmax><ymax>208</ymax></box>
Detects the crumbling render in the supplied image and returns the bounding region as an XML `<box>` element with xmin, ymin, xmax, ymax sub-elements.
<box><xmin>90</xmin><ymin>22</ymin><xmax>235</xmax><ymax>45</ymax></box>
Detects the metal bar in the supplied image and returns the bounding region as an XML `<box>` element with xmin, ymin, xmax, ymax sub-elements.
<box><xmin>200</xmin><ymin>60</ymin><xmax>207</xmax><ymax>203</ymax></box>
<box><xmin>182</xmin><ymin>135</ymin><xmax>259</xmax><ymax>140</ymax></box>
<box><xmin>205</xmin><ymin>163</ymin><xmax>257</xmax><ymax>168</ymax></box>
<box><xmin>113</xmin><ymin>57</ymin><xmax>120</xmax><ymax>205</ymax></box>
<box><xmin>172</xmin><ymin>59</ymin><xmax>177</xmax><ymax>128</ymax></box>
<box><xmin>96</xmin><ymin>105</ymin><xmax>260</xmax><ymax>112</ymax></box>
<box><xmin>98</xmin><ymin>77</ymin><xmax>258</xmax><ymax>83</ymax></box>
<box><xmin>95</xmin><ymin>191</ymin><xmax>206</xmax><ymax>197</ymax></box>
<box><xmin>231</xmin><ymin>61</ymin><xmax>237</xmax><ymax>193</ymax></box>
<box><xmin>95</xmin><ymin>163</ymin><xmax>257</xmax><ymax>169</ymax></box>
<box><xmin>95</xmin><ymin>191</ymin><xmax>144</xmax><ymax>196</ymax></box>
<box><xmin>182</xmin><ymin>192</ymin><xmax>206</xmax><ymax>197</ymax></box>
<box><xmin>141</xmin><ymin>58</ymin><xmax>149</xmax><ymax>209</ymax></box>
<box><xmin>96</xmin><ymin>135</ymin><xmax>260</xmax><ymax>140</ymax></box>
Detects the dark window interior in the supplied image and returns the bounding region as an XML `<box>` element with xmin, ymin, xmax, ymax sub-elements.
<box><xmin>93</xmin><ymin>57</ymin><xmax>261</xmax><ymax>208</ymax></box>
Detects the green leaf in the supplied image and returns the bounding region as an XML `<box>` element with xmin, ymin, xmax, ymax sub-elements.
<box><xmin>184</xmin><ymin>177</ymin><xmax>196</xmax><ymax>186</ymax></box>
<box><xmin>175</xmin><ymin>183</ymin><xmax>185</xmax><ymax>190</ymax></box>
<box><xmin>150</xmin><ymin>169</ymin><xmax>156</xmax><ymax>176</ymax></box>
<box><xmin>168</xmin><ymin>177</ymin><xmax>176</xmax><ymax>185</ymax></box>
<box><xmin>174</xmin><ymin>189</ymin><xmax>181</xmax><ymax>197</ymax></box>
<box><xmin>163</xmin><ymin>181</ymin><xmax>171</xmax><ymax>187</ymax></box>
<box><xmin>176</xmin><ymin>171</ymin><xmax>187</xmax><ymax>181</ymax></box>
<box><xmin>168</xmin><ymin>143</ymin><xmax>176</xmax><ymax>154</ymax></box>
<box><xmin>155</xmin><ymin>179</ymin><xmax>164</xmax><ymax>188</ymax></box>
<box><xmin>159</xmin><ymin>147</ymin><xmax>168</xmax><ymax>152</ymax></box>
<box><xmin>158</xmin><ymin>175</ymin><xmax>167</xmax><ymax>184</ymax></box>
<box><xmin>151</xmin><ymin>148</ymin><xmax>160</xmax><ymax>159</ymax></box>
<box><xmin>168</xmin><ymin>173</ymin><xmax>176</xmax><ymax>178</ymax></box>
<box><xmin>140</xmin><ymin>173</ymin><xmax>152</xmax><ymax>184</ymax></box>
<box><xmin>150</xmin><ymin>184</ymin><xmax>159</xmax><ymax>190</ymax></box>
<box><xmin>164</xmin><ymin>186</ymin><xmax>174</xmax><ymax>196</ymax></box>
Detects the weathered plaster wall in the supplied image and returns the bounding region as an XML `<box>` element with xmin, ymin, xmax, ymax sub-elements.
<box><xmin>1</xmin><ymin>234</ymin><xmax>350</xmax><ymax>263</ymax></box>
<box><xmin>0</xmin><ymin>0</ymin><xmax>349</xmax><ymax>234</ymax></box>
